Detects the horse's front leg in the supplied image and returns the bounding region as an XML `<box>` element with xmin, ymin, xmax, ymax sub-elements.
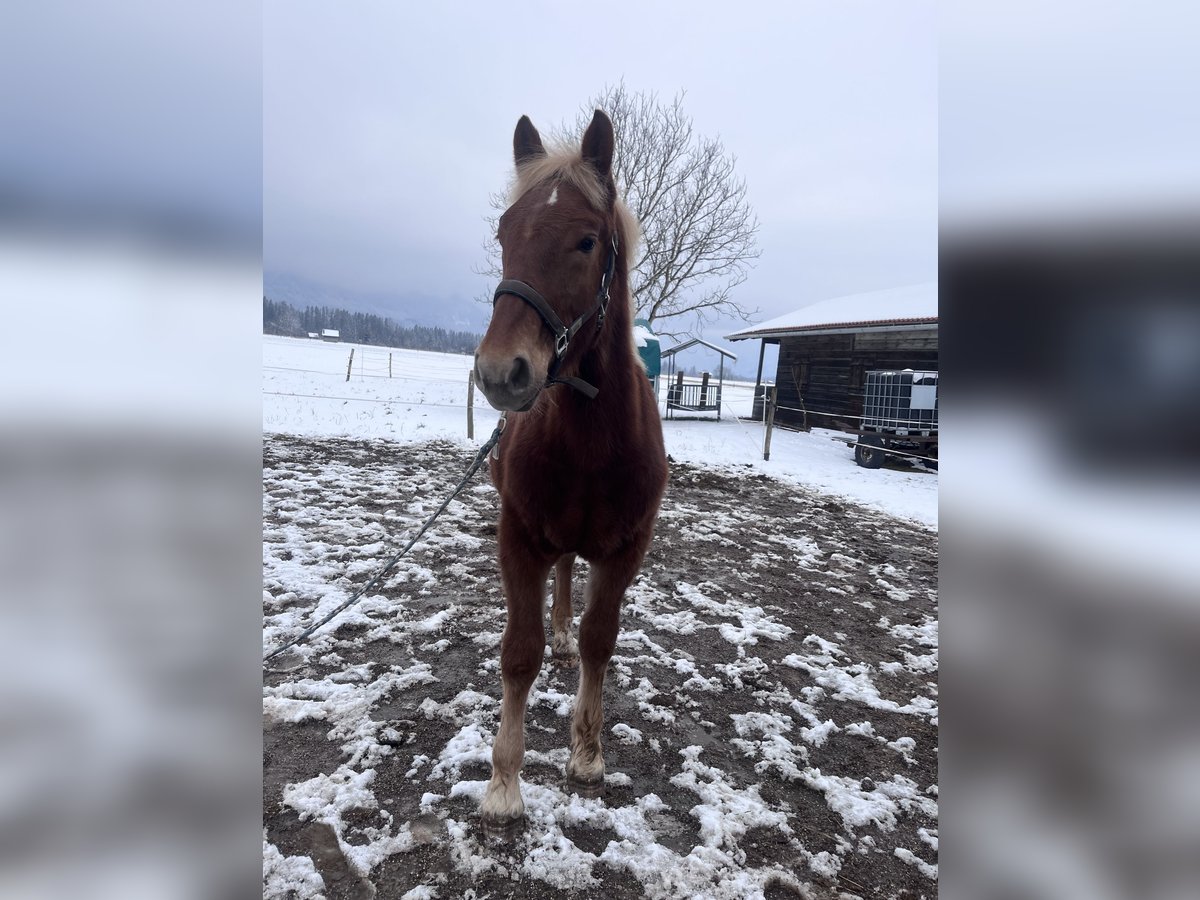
<box><xmin>566</xmin><ymin>542</ymin><xmax>645</xmax><ymax>796</ymax></box>
<box><xmin>480</xmin><ymin>517</ymin><xmax>552</xmax><ymax>835</ymax></box>
<box><xmin>550</xmin><ymin>553</ymin><xmax>579</xmax><ymax>667</ymax></box>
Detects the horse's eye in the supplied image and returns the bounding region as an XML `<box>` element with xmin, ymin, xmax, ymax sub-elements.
<box><xmin>578</xmin><ymin>237</ymin><xmax>596</xmax><ymax>253</ymax></box>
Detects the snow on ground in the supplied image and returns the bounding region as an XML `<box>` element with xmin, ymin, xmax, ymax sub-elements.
<box><xmin>263</xmin><ymin>335</ymin><xmax>937</xmax><ymax>528</ymax></box>
<box><xmin>262</xmin><ymin>335</ymin><xmax>938</xmax><ymax>899</ymax></box>
<box><xmin>263</xmin><ymin>335</ymin><xmax>476</xmax><ymax>444</ymax></box>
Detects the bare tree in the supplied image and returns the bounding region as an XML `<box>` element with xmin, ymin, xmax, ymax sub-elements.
<box><xmin>479</xmin><ymin>84</ymin><xmax>760</xmax><ymax>339</ymax></box>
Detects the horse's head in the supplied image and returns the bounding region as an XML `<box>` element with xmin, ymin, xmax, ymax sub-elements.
<box><xmin>474</xmin><ymin>110</ymin><xmax>621</xmax><ymax>411</ymax></box>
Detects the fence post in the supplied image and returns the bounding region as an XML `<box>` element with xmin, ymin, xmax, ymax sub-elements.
<box><xmin>671</xmin><ymin>370</ymin><xmax>684</xmax><ymax>408</ymax></box>
<box><xmin>700</xmin><ymin>371</ymin><xmax>710</xmax><ymax>408</ymax></box>
<box><xmin>763</xmin><ymin>385</ymin><xmax>778</xmax><ymax>461</ymax></box>
<box><xmin>345</xmin><ymin>348</ymin><xmax>354</xmax><ymax>382</ymax></box>
<box><xmin>389</xmin><ymin>353</ymin><xmax>392</xmax><ymax>378</ymax></box>
<box><xmin>467</xmin><ymin>370</ymin><xmax>475</xmax><ymax>440</ymax></box>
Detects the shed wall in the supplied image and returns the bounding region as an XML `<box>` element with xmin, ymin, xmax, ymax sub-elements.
<box><xmin>774</xmin><ymin>328</ymin><xmax>938</xmax><ymax>431</ymax></box>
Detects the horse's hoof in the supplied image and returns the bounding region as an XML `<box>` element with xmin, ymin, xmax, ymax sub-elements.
<box><xmin>479</xmin><ymin>813</ymin><xmax>525</xmax><ymax>841</ymax></box>
<box><xmin>565</xmin><ymin>774</ymin><xmax>605</xmax><ymax>799</ymax></box>
<box><xmin>551</xmin><ymin>651</ymin><xmax>579</xmax><ymax>668</ymax></box>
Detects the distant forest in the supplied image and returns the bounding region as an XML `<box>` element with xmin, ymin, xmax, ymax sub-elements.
<box><xmin>263</xmin><ymin>297</ymin><xmax>481</xmax><ymax>355</ymax></box>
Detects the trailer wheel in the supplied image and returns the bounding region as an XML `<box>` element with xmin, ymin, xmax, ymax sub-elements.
<box><xmin>855</xmin><ymin>435</ymin><xmax>886</xmax><ymax>469</ymax></box>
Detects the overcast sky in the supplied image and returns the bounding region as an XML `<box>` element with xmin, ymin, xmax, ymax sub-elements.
<box><xmin>264</xmin><ymin>1</ymin><xmax>937</xmax><ymax>341</ymax></box>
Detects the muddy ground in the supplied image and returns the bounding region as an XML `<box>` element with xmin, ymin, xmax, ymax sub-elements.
<box><xmin>263</xmin><ymin>435</ymin><xmax>938</xmax><ymax>899</ymax></box>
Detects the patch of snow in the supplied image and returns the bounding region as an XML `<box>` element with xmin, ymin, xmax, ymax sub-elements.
<box><xmin>611</xmin><ymin>723</ymin><xmax>643</xmax><ymax>745</ymax></box>
<box><xmin>282</xmin><ymin>765</ymin><xmax>377</xmax><ymax>829</ymax></box>
<box><xmin>280</xmin><ymin>764</ymin><xmax>416</xmax><ymax>874</ymax></box>
<box><xmin>918</xmin><ymin>826</ymin><xmax>939</xmax><ymax>852</ymax></box>
<box><xmin>670</xmin><ymin>745</ymin><xmax>792</xmax><ymax>848</ymax></box>
<box><xmin>427</xmin><ymin>723</ymin><xmax>493</xmax><ymax>782</ymax></box>
<box><xmin>886</xmin><ymin>736</ymin><xmax>918</xmax><ymax>765</ymax></box>
<box><xmin>798</xmin><ymin>769</ymin><xmax>937</xmax><ymax>833</ymax></box>
<box><xmin>263</xmin><ymin>662</ymin><xmax>438</xmax><ymax>766</ymax></box>
<box><xmin>730</xmin><ymin>712</ymin><xmax>807</xmax><ymax>781</ymax></box>
<box><xmin>675</xmin><ymin>582</ymin><xmax>792</xmax><ymax>646</ymax></box>
<box><xmin>808</xmin><ymin>849</ymin><xmax>842</xmax><ymax>880</ymax></box>
<box><xmin>800</xmin><ymin>719</ymin><xmax>839</xmax><ymax>748</ymax></box>
<box><xmin>894</xmin><ymin>846</ymin><xmax>938</xmax><ymax>880</ymax></box>
<box><xmin>782</xmin><ymin>635</ymin><xmax>937</xmax><ymax>720</ymax></box>
<box><xmin>844</xmin><ymin>721</ymin><xmax>876</xmax><ymax>738</ymax></box>
<box><xmin>263</xmin><ymin>830</ymin><xmax>325</xmax><ymax>899</ymax></box>
<box><xmin>405</xmin><ymin>754</ymin><xmax>429</xmax><ymax>779</ymax></box>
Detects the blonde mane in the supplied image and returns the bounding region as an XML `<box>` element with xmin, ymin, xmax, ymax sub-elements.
<box><xmin>510</xmin><ymin>144</ymin><xmax>641</xmax><ymax>270</ymax></box>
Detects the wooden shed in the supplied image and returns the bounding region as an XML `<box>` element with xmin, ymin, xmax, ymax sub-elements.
<box><xmin>726</xmin><ymin>283</ymin><xmax>937</xmax><ymax>431</ymax></box>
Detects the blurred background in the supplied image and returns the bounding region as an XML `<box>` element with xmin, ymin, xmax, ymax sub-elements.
<box><xmin>1</xmin><ymin>0</ymin><xmax>1197</xmax><ymax>898</ymax></box>
<box><xmin>0</xmin><ymin>2</ymin><xmax>262</xmax><ymax>898</ymax></box>
<box><xmin>942</xmin><ymin>1</ymin><xmax>1200</xmax><ymax>897</ymax></box>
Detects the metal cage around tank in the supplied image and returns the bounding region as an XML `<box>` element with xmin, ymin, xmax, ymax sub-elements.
<box><xmin>847</xmin><ymin>368</ymin><xmax>939</xmax><ymax>469</ymax></box>
<box><xmin>861</xmin><ymin>369</ymin><xmax>938</xmax><ymax>436</ymax></box>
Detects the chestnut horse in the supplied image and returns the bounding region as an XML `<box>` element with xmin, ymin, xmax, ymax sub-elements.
<box><xmin>472</xmin><ymin>110</ymin><xmax>668</xmax><ymax>834</ymax></box>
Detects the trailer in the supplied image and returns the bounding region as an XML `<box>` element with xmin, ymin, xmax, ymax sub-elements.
<box><xmin>847</xmin><ymin>369</ymin><xmax>938</xmax><ymax>469</ymax></box>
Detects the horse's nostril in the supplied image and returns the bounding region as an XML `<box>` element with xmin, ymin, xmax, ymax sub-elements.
<box><xmin>509</xmin><ymin>356</ymin><xmax>531</xmax><ymax>391</ymax></box>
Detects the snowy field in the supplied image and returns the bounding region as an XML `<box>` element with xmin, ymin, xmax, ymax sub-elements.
<box><xmin>264</xmin><ymin>336</ymin><xmax>937</xmax><ymax>528</ymax></box>
<box><xmin>263</xmin><ymin>336</ymin><xmax>939</xmax><ymax>899</ymax></box>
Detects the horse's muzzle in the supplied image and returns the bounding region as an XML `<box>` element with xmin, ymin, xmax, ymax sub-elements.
<box><xmin>474</xmin><ymin>353</ymin><xmax>540</xmax><ymax>412</ymax></box>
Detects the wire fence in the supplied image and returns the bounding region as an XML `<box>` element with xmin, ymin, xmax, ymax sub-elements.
<box><xmin>263</xmin><ymin>387</ymin><xmax>930</xmax><ymax>443</ymax></box>
<box><xmin>262</xmin><ymin>390</ymin><xmax>471</xmax><ymax>411</ymax></box>
<box><xmin>264</xmin><ymin>351</ymin><xmax>938</xmax><ymax>466</ymax></box>
<box><xmin>262</xmin><ymin>388</ymin><xmax>914</xmax><ymax>438</ymax></box>
<box><xmin>263</xmin><ymin>364</ymin><xmax>467</xmax><ymax>386</ymax></box>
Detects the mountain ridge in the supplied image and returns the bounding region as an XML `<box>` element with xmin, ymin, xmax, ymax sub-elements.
<box><xmin>264</xmin><ymin>271</ymin><xmax>490</xmax><ymax>332</ymax></box>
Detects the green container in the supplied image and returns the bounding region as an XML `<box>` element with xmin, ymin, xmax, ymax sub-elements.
<box><xmin>633</xmin><ymin>318</ymin><xmax>660</xmax><ymax>381</ymax></box>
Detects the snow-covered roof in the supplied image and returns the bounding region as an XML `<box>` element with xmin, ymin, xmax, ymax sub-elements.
<box><xmin>632</xmin><ymin>324</ymin><xmax>657</xmax><ymax>349</ymax></box>
<box><xmin>725</xmin><ymin>283</ymin><xmax>937</xmax><ymax>341</ymax></box>
<box><xmin>321</xmin><ymin>328</ymin><xmax>340</xmax><ymax>337</ymax></box>
<box><xmin>660</xmin><ymin>337</ymin><xmax>737</xmax><ymax>360</ymax></box>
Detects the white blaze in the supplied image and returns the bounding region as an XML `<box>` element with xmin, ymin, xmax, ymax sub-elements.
<box><xmin>547</xmin><ymin>187</ymin><xmax>558</xmax><ymax>205</ymax></box>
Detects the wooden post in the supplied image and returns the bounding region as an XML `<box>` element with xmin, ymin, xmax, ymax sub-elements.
<box><xmin>700</xmin><ymin>371</ymin><xmax>710</xmax><ymax>408</ymax></box>
<box><xmin>717</xmin><ymin>356</ymin><xmax>725</xmax><ymax>420</ymax></box>
<box><xmin>345</xmin><ymin>348</ymin><xmax>354</xmax><ymax>382</ymax></box>
<box><xmin>763</xmin><ymin>385</ymin><xmax>778</xmax><ymax>461</ymax></box>
<box><xmin>389</xmin><ymin>353</ymin><xmax>392</xmax><ymax>378</ymax></box>
<box><xmin>466</xmin><ymin>370</ymin><xmax>475</xmax><ymax>440</ymax></box>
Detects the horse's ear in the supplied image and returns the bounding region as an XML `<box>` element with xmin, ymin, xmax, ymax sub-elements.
<box><xmin>514</xmin><ymin>115</ymin><xmax>546</xmax><ymax>166</ymax></box>
<box><xmin>581</xmin><ymin>109</ymin><xmax>614</xmax><ymax>180</ymax></box>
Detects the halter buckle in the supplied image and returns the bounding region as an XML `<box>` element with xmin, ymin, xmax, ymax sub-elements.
<box><xmin>555</xmin><ymin>331</ymin><xmax>569</xmax><ymax>357</ymax></box>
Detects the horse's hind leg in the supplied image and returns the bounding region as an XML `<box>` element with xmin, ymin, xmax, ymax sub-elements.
<box><xmin>566</xmin><ymin>543</ymin><xmax>645</xmax><ymax>796</ymax></box>
<box><xmin>480</xmin><ymin>522</ymin><xmax>552</xmax><ymax>836</ymax></box>
<box><xmin>550</xmin><ymin>554</ymin><xmax>579</xmax><ymax>667</ymax></box>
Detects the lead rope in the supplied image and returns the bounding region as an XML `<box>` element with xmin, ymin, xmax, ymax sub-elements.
<box><xmin>263</xmin><ymin>421</ymin><xmax>504</xmax><ymax>666</ymax></box>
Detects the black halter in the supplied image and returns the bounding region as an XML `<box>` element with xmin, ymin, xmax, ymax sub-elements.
<box><xmin>492</xmin><ymin>235</ymin><xmax>618</xmax><ymax>399</ymax></box>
